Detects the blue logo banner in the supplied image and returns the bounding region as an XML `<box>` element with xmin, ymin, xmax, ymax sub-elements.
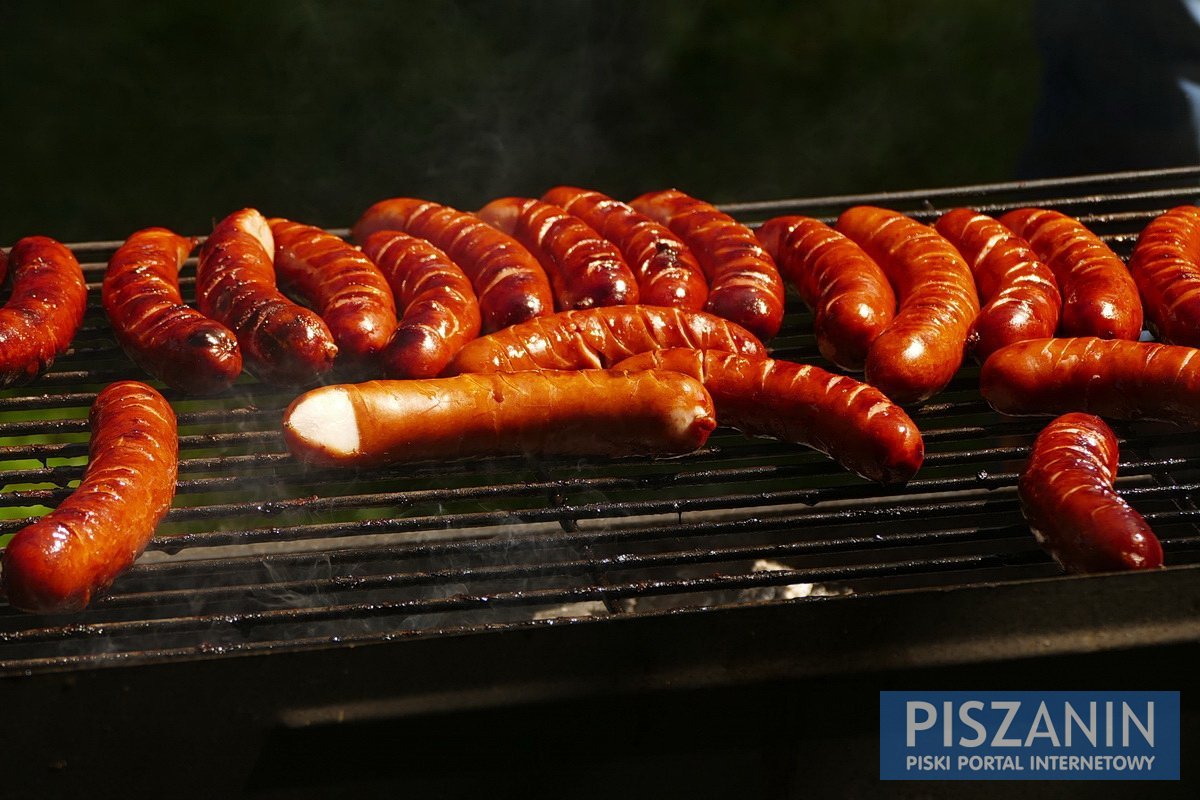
<box><xmin>879</xmin><ymin>691</ymin><xmax>1180</xmax><ymax>781</ymax></box>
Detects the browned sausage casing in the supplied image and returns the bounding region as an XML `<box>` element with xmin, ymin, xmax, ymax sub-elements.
<box><xmin>836</xmin><ymin>206</ymin><xmax>980</xmax><ymax>404</ymax></box>
<box><xmin>999</xmin><ymin>207</ymin><xmax>1142</xmax><ymax>340</ymax></box>
<box><xmin>269</xmin><ymin>218</ymin><xmax>398</xmax><ymax>365</ymax></box>
<box><xmin>612</xmin><ymin>349</ymin><xmax>923</xmax><ymax>483</ymax></box>
<box><xmin>0</xmin><ymin>236</ymin><xmax>87</xmax><ymax>388</ymax></box>
<box><xmin>542</xmin><ymin>186</ymin><xmax>708</xmax><ymax>310</ymax></box>
<box><xmin>445</xmin><ymin>305</ymin><xmax>765</xmax><ymax>374</ymax></box>
<box><xmin>477</xmin><ymin>196</ymin><xmax>639</xmax><ymax>310</ymax></box>
<box><xmin>756</xmin><ymin>215</ymin><xmax>895</xmax><ymax>371</ymax></box>
<box><xmin>1020</xmin><ymin>412</ymin><xmax>1162</xmax><ymax>573</ymax></box>
<box><xmin>197</xmin><ymin>209</ymin><xmax>338</xmax><ymax>386</ymax></box>
<box><xmin>630</xmin><ymin>189</ymin><xmax>785</xmax><ymax>340</ymax></box>
<box><xmin>361</xmin><ymin>230</ymin><xmax>482</xmax><ymax>379</ymax></box>
<box><xmin>103</xmin><ymin>228</ymin><xmax>243</xmax><ymax>394</ymax></box>
<box><xmin>2</xmin><ymin>381</ymin><xmax>179</xmax><ymax>613</ymax></box>
<box><xmin>351</xmin><ymin>198</ymin><xmax>553</xmax><ymax>332</ymax></box>
<box><xmin>934</xmin><ymin>208</ymin><xmax>1062</xmax><ymax>362</ymax></box>
<box><xmin>1127</xmin><ymin>205</ymin><xmax>1200</xmax><ymax>345</ymax></box>
<box><xmin>282</xmin><ymin>371</ymin><xmax>717</xmax><ymax>468</ymax></box>
<box><xmin>980</xmin><ymin>336</ymin><xmax>1200</xmax><ymax>421</ymax></box>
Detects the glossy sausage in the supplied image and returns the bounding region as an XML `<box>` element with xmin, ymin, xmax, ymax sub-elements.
<box><xmin>756</xmin><ymin>215</ymin><xmax>894</xmax><ymax>371</ymax></box>
<box><xmin>1019</xmin><ymin>412</ymin><xmax>1162</xmax><ymax>573</ymax></box>
<box><xmin>541</xmin><ymin>186</ymin><xmax>708</xmax><ymax>310</ymax></box>
<box><xmin>103</xmin><ymin>227</ymin><xmax>242</xmax><ymax>394</ymax></box>
<box><xmin>1127</xmin><ymin>205</ymin><xmax>1200</xmax><ymax>345</ymax></box>
<box><xmin>630</xmin><ymin>189</ymin><xmax>785</xmax><ymax>340</ymax></box>
<box><xmin>612</xmin><ymin>349</ymin><xmax>923</xmax><ymax>483</ymax></box>
<box><xmin>980</xmin><ymin>336</ymin><xmax>1200</xmax><ymax>421</ymax></box>
<box><xmin>269</xmin><ymin>218</ymin><xmax>397</xmax><ymax>365</ymax></box>
<box><xmin>360</xmin><ymin>230</ymin><xmax>482</xmax><ymax>379</ymax></box>
<box><xmin>445</xmin><ymin>305</ymin><xmax>765</xmax><ymax>374</ymax></box>
<box><xmin>0</xmin><ymin>236</ymin><xmax>87</xmax><ymax>388</ymax></box>
<box><xmin>2</xmin><ymin>381</ymin><xmax>179</xmax><ymax>613</ymax></box>
<box><xmin>196</xmin><ymin>209</ymin><xmax>337</xmax><ymax>386</ymax></box>
<box><xmin>836</xmin><ymin>206</ymin><xmax>980</xmax><ymax>404</ymax></box>
<box><xmin>351</xmin><ymin>198</ymin><xmax>553</xmax><ymax>332</ymax></box>
<box><xmin>282</xmin><ymin>370</ymin><xmax>717</xmax><ymax>468</ymax></box>
<box><xmin>934</xmin><ymin>208</ymin><xmax>1062</xmax><ymax>362</ymax></box>
<box><xmin>477</xmin><ymin>196</ymin><xmax>639</xmax><ymax>310</ymax></box>
<box><xmin>999</xmin><ymin>207</ymin><xmax>1142</xmax><ymax>340</ymax></box>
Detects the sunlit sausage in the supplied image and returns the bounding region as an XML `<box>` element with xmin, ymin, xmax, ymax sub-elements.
<box><xmin>1127</xmin><ymin>205</ymin><xmax>1200</xmax><ymax>345</ymax></box>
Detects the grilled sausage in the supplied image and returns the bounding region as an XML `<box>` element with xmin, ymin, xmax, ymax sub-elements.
<box><xmin>360</xmin><ymin>230</ymin><xmax>482</xmax><ymax>378</ymax></box>
<box><xmin>980</xmin><ymin>336</ymin><xmax>1200</xmax><ymax>421</ymax></box>
<box><xmin>630</xmin><ymin>189</ymin><xmax>785</xmax><ymax>340</ymax></box>
<box><xmin>2</xmin><ymin>381</ymin><xmax>179</xmax><ymax>613</ymax></box>
<box><xmin>197</xmin><ymin>209</ymin><xmax>338</xmax><ymax>386</ymax></box>
<box><xmin>477</xmin><ymin>196</ymin><xmax>639</xmax><ymax>310</ymax></box>
<box><xmin>541</xmin><ymin>186</ymin><xmax>708</xmax><ymax>310</ymax></box>
<box><xmin>836</xmin><ymin>206</ymin><xmax>980</xmax><ymax>404</ymax></box>
<box><xmin>999</xmin><ymin>207</ymin><xmax>1142</xmax><ymax>340</ymax></box>
<box><xmin>351</xmin><ymin>198</ymin><xmax>553</xmax><ymax>332</ymax></box>
<box><xmin>282</xmin><ymin>370</ymin><xmax>717</xmax><ymax>468</ymax></box>
<box><xmin>445</xmin><ymin>305</ymin><xmax>765</xmax><ymax>374</ymax></box>
<box><xmin>103</xmin><ymin>228</ymin><xmax>243</xmax><ymax>394</ymax></box>
<box><xmin>1127</xmin><ymin>205</ymin><xmax>1200</xmax><ymax>346</ymax></box>
<box><xmin>269</xmin><ymin>218</ymin><xmax>398</xmax><ymax>365</ymax></box>
<box><xmin>612</xmin><ymin>349</ymin><xmax>923</xmax><ymax>483</ymax></box>
<box><xmin>756</xmin><ymin>215</ymin><xmax>895</xmax><ymax>371</ymax></box>
<box><xmin>934</xmin><ymin>208</ymin><xmax>1062</xmax><ymax>362</ymax></box>
<box><xmin>1020</xmin><ymin>413</ymin><xmax>1162</xmax><ymax>573</ymax></box>
<box><xmin>0</xmin><ymin>236</ymin><xmax>87</xmax><ymax>388</ymax></box>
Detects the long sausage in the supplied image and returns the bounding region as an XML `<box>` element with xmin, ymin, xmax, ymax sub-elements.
<box><xmin>541</xmin><ymin>186</ymin><xmax>708</xmax><ymax>310</ymax></box>
<box><xmin>103</xmin><ymin>227</ymin><xmax>243</xmax><ymax>394</ymax></box>
<box><xmin>282</xmin><ymin>370</ymin><xmax>717</xmax><ymax>468</ymax></box>
<box><xmin>360</xmin><ymin>230</ymin><xmax>482</xmax><ymax>379</ymax></box>
<box><xmin>1020</xmin><ymin>412</ymin><xmax>1162</xmax><ymax>573</ymax></box>
<box><xmin>836</xmin><ymin>206</ymin><xmax>980</xmax><ymax>404</ymax></box>
<box><xmin>476</xmin><ymin>196</ymin><xmax>639</xmax><ymax>310</ymax></box>
<box><xmin>2</xmin><ymin>381</ymin><xmax>179</xmax><ymax>613</ymax></box>
<box><xmin>934</xmin><ymin>208</ymin><xmax>1062</xmax><ymax>362</ymax></box>
<box><xmin>196</xmin><ymin>209</ymin><xmax>338</xmax><ymax>386</ymax></box>
<box><xmin>351</xmin><ymin>198</ymin><xmax>553</xmax><ymax>332</ymax></box>
<box><xmin>1127</xmin><ymin>205</ymin><xmax>1200</xmax><ymax>345</ymax></box>
<box><xmin>630</xmin><ymin>189</ymin><xmax>785</xmax><ymax>340</ymax></box>
<box><xmin>0</xmin><ymin>236</ymin><xmax>87</xmax><ymax>388</ymax></box>
<box><xmin>756</xmin><ymin>215</ymin><xmax>894</xmax><ymax>371</ymax></box>
<box><xmin>445</xmin><ymin>305</ymin><xmax>765</xmax><ymax>374</ymax></box>
<box><xmin>999</xmin><ymin>207</ymin><xmax>1142</xmax><ymax>340</ymax></box>
<box><xmin>612</xmin><ymin>349</ymin><xmax>923</xmax><ymax>483</ymax></box>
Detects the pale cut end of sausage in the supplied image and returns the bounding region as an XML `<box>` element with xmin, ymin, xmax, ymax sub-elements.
<box><xmin>284</xmin><ymin>386</ymin><xmax>360</xmax><ymax>460</ymax></box>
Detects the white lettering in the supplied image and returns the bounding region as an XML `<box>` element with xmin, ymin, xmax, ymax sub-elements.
<box><xmin>943</xmin><ymin>701</ymin><xmax>954</xmax><ymax>746</ymax></box>
<box><xmin>906</xmin><ymin>701</ymin><xmax>937</xmax><ymax>746</ymax></box>
<box><xmin>990</xmin><ymin>701</ymin><xmax>1023</xmax><ymax>747</ymax></box>
<box><xmin>1064</xmin><ymin>701</ymin><xmax>1096</xmax><ymax>747</ymax></box>
<box><xmin>1024</xmin><ymin>701</ymin><xmax>1062</xmax><ymax>747</ymax></box>
<box><xmin>1123</xmin><ymin>702</ymin><xmax>1154</xmax><ymax>747</ymax></box>
<box><xmin>958</xmin><ymin>701</ymin><xmax>987</xmax><ymax>747</ymax></box>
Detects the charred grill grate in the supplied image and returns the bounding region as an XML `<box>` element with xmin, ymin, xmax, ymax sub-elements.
<box><xmin>2</xmin><ymin>166</ymin><xmax>1200</xmax><ymax>674</ymax></box>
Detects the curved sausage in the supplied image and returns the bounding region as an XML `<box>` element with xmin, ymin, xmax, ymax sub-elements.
<box><xmin>0</xmin><ymin>236</ymin><xmax>87</xmax><ymax>388</ymax></box>
<box><xmin>629</xmin><ymin>189</ymin><xmax>785</xmax><ymax>340</ymax></box>
<box><xmin>1127</xmin><ymin>205</ymin><xmax>1200</xmax><ymax>345</ymax></box>
<box><xmin>1020</xmin><ymin>412</ymin><xmax>1162</xmax><ymax>573</ymax></box>
<box><xmin>756</xmin><ymin>215</ymin><xmax>895</xmax><ymax>371</ymax></box>
<box><xmin>351</xmin><ymin>198</ymin><xmax>553</xmax><ymax>332</ymax></box>
<box><xmin>612</xmin><ymin>349</ymin><xmax>923</xmax><ymax>483</ymax></box>
<box><xmin>541</xmin><ymin>186</ymin><xmax>708</xmax><ymax>310</ymax></box>
<box><xmin>282</xmin><ymin>370</ymin><xmax>717</xmax><ymax>468</ymax></box>
<box><xmin>836</xmin><ymin>206</ymin><xmax>980</xmax><ymax>404</ymax></box>
<box><xmin>980</xmin><ymin>336</ymin><xmax>1200</xmax><ymax>421</ymax></box>
<box><xmin>477</xmin><ymin>196</ymin><xmax>639</xmax><ymax>310</ymax></box>
<box><xmin>2</xmin><ymin>381</ymin><xmax>179</xmax><ymax>613</ymax></box>
<box><xmin>360</xmin><ymin>230</ymin><xmax>482</xmax><ymax>379</ymax></box>
<box><xmin>196</xmin><ymin>209</ymin><xmax>338</xmax><ymax>386</ymax></box>
<box><xmin>445</xmin><ymin>305</ymin><xmax>765</xmax><ymax>374</ymax></box>
<box><xmin>999</xmin><ymin>207</ymin><xmax>1142</xmax><ymax>340</ymax></box>
<box><xmin>269</xmin><ymin>218</ymin><xmax>398</xmax><ymax>365</ymax></box>
<box><xmin>934</xmin><ymin>208</ymin><xmax>1062</xmax><ymax>362</ymax></box>
<box><xmin>103</xmin><ymin>227</ymin><xmax>243</xmax><ymax>395</ymax></box>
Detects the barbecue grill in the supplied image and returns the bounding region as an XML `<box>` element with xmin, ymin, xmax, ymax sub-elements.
<box><xmin>2</xmin><ymin>167</ymin><xmax>1199</xmax><ymax>798</ymax></box>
